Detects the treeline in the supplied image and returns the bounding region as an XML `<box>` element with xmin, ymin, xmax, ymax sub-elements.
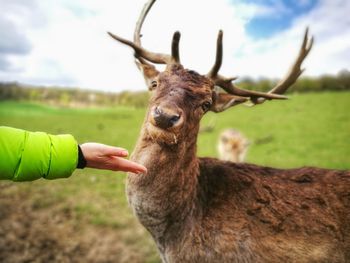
<box><xmin>0</xmin><ymin>83</ymin><xmax>150</xmax><ymax>108</ymax></box>
<box><xmin>0</xmin><ymin>70</ymin><xmax>349</xmax><ymax>108</ymax></box>
<box><xmin>237</xmin><ymin>69</ymin><xmax>350</xmax><ymax>93</ymax></box>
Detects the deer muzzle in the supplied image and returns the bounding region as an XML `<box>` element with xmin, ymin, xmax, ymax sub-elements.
<box><xmin>150</xmin><ymin>106</ymin><xmax>183</xmax><ymax>130</ymax></box>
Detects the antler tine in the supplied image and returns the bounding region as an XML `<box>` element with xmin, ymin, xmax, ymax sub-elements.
<box><xmin>215</xmin><ymin>75</ymin><xmax>288</xmax><ymax>99</ymax></box>
<box><xmin>207</xmin><ymin>30</ymin><xmax>223</xmax><ymax>78</ymax></box>
<box><xmin>132</xmin><ymin>0</ymin><xmax>158</xmax><ymax>67</ymax></box>
<box><xmin>208</xmin><ymin>28</ymin><xmax>313</xmax><ymax>102</ymax></box>
<box><xmin>108</xmin><ymin>32</ymin><xmax>172</xmax><ymax>64</ymax></box>
<box><xmin>134</xmin><ymin>0</ymin><xmax>156</xmax><ymax>46</ymax></box>
<box><xmin>268</xmin><ymin>27</ymin><xmax>314</xmax><ymax>95</ymax></box>
<box><xmin>251</xmin><ymin>28</ymin><xmax>313</xmax><ymax>104</ymax></box>
<box><xmin>109</xmin><ymin>0</ymin><xmax>180</xmax><ymax>65</ymax></box>
<box><xmin>172</xmin><ymin>31</ymin><xmax>181</xmax><ymax>63</ymax></box>
<box><xmin>207</xmin><ymin>30</ymin><xmax>287</xmax><ymax>100</ymax></box>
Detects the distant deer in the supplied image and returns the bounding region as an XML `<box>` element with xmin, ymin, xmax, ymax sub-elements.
<box><xmin>108</xmin><ymin>0</ymin><xmax>350</xmax><ymax>262</ymax></box>
<box><xmin>218</xmin><ymin>129</ymin><xmax>250</xmax><ymax>163</ymax></box>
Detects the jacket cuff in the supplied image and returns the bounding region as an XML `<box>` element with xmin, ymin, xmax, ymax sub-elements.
<box><xmin>77</xmin><ymin>145</ymin><xmax>87</xmax><ymax>169</ymax></box>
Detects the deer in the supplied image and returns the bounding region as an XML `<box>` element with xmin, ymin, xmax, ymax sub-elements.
<box><xmin>108</xmin><ymin>0</ymin><xmax>350</xmax><ymax>262</ymax></box>
<box><xmin>218</xmin><ymin>129</ymin><xmax>250</xmax><ymax>163</ymax></box>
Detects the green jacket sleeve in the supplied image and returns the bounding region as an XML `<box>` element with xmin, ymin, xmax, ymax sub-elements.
<box><xmin>0</xmin><ymin>126</ymin><xmax>78</xmax><ymax>181</ymax></box>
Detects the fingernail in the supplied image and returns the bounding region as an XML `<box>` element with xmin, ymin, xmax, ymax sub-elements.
<box><xmin>121</xmin><ymin>150</ymin><xmax>129</xmax><ymax>156</ymax></box>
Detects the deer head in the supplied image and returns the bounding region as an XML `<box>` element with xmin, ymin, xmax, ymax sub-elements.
<box><xmin>108</xmin><ymin>0</ymin><xmax>313</xmax><ymax>146</ymax></box>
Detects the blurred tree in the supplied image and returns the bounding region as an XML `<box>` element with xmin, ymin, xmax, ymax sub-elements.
<box><xmin>0</xmin><ymin>69</ymin><xmax>348</xmax><ymax>106</ymax></box>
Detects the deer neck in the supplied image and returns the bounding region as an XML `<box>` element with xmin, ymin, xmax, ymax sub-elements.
<box><xmin>127</xmin><ymin>122</ymin><xmax>199</xmax><ymax>241</ymax></box>
<box><xmin>128</xmin><ymin>125</ymin><xmax>199</xmax><ymax>195</ymax></box>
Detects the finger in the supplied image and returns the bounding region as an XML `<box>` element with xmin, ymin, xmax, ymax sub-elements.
<box><xmin>101</xmin><ymin>145</ymin><xmax>129</xmax><ymax>157</ymax></box>
<box><xmin>109</xmin><ymin>157</ymin><xmax>147</xmax><ymax>174</ymax></box>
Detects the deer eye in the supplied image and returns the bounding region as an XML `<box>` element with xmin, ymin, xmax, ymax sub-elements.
<box><xmin>150</xmin><ymin>80</ymin><xmax>158</xmax><ymax>90</ymax></box>
<box><xmin>201</xmin><ymin>101</ymin><xmax>212</xmax><ymax>112</ymax></box>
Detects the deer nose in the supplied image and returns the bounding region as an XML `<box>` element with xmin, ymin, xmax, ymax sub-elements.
<box><xmin>151</xmin><ymin>106</ymin><xmax>182</xmax><ymax>129</ymax></box>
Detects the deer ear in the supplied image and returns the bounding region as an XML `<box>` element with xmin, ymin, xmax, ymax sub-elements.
<box><xmin>135</xmin><ymin>59</ymin><xmax>160</xmax><ymax>90</ymax></box>
<box><xmin>211</xmin><ymin>92</ymin><xmax>248</xmax><ymax>113</ymax></box>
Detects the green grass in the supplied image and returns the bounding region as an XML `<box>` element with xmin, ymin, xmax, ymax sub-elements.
<box><xmin>1</xmin><ymin>92</ymin><xmax>349</xmax><ymax>169</ymax></box>
<box><xmin>0</xmin><ymin>91</ymin><xmax>349</xmax><ymax>262</ymax></box>
<box><xmin>200</xmin><ymin>91</ymin><xmax>350</xmax><ymax>169</ymax></box>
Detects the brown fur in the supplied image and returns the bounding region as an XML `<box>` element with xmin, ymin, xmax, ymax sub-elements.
<box><xmin>126</xmin><ymin>66</ymin><xmax>350</xmax><ymax>263</ymax></box>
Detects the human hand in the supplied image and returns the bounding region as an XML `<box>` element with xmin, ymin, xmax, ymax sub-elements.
<box><xmin>79</xmin><ymin>143</ymin><xmax>147</xmax><ymax>174</ymax></box>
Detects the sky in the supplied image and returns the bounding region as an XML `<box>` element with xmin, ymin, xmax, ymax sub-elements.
<box><xmin>0</xmin><ymin>0</ymin><xmax>349</xmax><ymax>92</ymax></box>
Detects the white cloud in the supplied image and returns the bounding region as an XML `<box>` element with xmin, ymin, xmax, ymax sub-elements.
<box><xmin>230</xmin><ymin>0</ymin><xmax>292</xmax><ymax>19</ymax></box>
<box><xmin>232</xmin><ymin>0</ymin><xmax>350</xmax><ymax>79</ymax></box>
<box><xmin>0</xmin><ymin>0</ymin><xmax>348</xmax><ymax>91</ymax></box>
<box><xmin>0</xmin><ymin>0</ymin><xmax>248</xmax><ymax>90</ymax></box>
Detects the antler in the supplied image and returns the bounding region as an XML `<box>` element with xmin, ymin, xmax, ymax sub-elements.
<box><xmin>207</xmin><ymin>28</ymin><xmax>313</xmax><ymax>104</ymax></box>
<box><xmin>108</xmin><ymin>0</ymin><xmax>180</xmax><ymax>65</ymax></box>
<box><xmin>258</xmin><ymin>28</ymin><xmax>314</xmax><ymax>103</ymax></box>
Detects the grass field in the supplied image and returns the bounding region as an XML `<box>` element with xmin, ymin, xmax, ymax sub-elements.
<box><xmin>0</xmin><ymin>91</ymin><xmax>349</xmax><ymax>262</ymax></box>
